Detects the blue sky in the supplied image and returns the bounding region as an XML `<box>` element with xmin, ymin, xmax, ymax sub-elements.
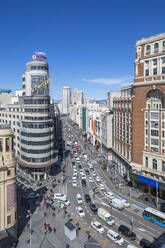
<box><xmin>0</xmin><ymin>0</ymin><xmax>164</xmax><ymax>100</ymax></box>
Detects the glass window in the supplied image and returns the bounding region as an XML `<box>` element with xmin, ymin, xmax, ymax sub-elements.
<box><xmin>162</xmin><ymin>113</ymin><xmax>165</xmax><ymax>119</ymax></box>
<box><xmin>153</xmin><ymin>68</ymin><xmax>157</xmax><ymax>75</ymax></box>
<box><xmin>151</xmin><ymin>112</ymin><xmax>159</xmax><ymax>119</ymax></box>
<box><xmin>162</xmin><ymin>161</ymin><xmax>165</xmax><ymax>172</ymax></box>
<box><xmin>151</xmin><ymin>121</ymin><xmax>158</xmax><ymax>128</ymax></box>
<box><xmin>7</xmin><ymin>170</ymin><xmax>11</xmax><ymax>176</ymax></box>
<box><xmin>151</xmin><ymin>130</ymin><xmax>159</xmax><ymax>136</ymax></box>
<box><xmin>7</xmin><ymin>215</ymin><xmax>11</xmax><ymax>225</ymax></box>
<box><xmin>145</xmin><ymin>129</ymin><xmax>148</xmax><ymax>135</ymax></box>
<box><xmin>163</xmin><ymin>41</ymin><xmax>165</xmax><ymax>48</ymax></box>
<box><xmin>162</xmin><ymin>140</ymin><xmax>165</xmax><ymax>147</ymax></box>
<box><xmin>151</xmin><ymin>138</ymin><xmax>159</xmax><ymax>145</ymax></box>
<box><xmin>145</xmin><ymin>112</ymin><xmax>148</xmax><ymax>119</ymax></box>
<box><xmin>6</xmin><ymin>138</ymin><xmax>9</xmax><ymax>152</ymax></box>
<box><xmin>146</xmin><ymin>45</ymin><xmax>150</xmax><ymax>51</ymax></box>
<box><xmin>145</xmin><ymin>69</ymin><xmax>149</xmax><ymax>76</ymax></box>
<box><xmin>145</xmin><ymin>157</ymin><xmax>148</xmax><ymax>168</ymax></box>
<box><xmin>0</xmin><ymin>138</ymin><xmax>2</xmax><ymax>152</ymax></box>
<box><xmin>153</xmin><ymin>159</ymin><xmax>157</xmax><ymax>170</ymax></box>
<box><xmin>162</xmin><ymin>58</ymin><xmax>165</xmax><ymax>64</ymax></box>
<box><xmin>153</xmin><ymin>59</ymin><xmax>157</xmax><ymax>65</ymax></box>
<box><xmin>162</xmin><ymin>122</ymin><xmax>165</xmax><ymax>128</ymax></box>
<box><xmin>154</xmin><ymin>43</ymin><xmax>159</xmax><ymax>49</ymax></box>
<box><xmin>162</xmin><ymin>131</ymin><xmax>165</xmax><ymax>138</ymax></box>
<box><xmin>162</xmin><ymin>67</ymin><xmax>165</xmax><ymax>74</ymax></box>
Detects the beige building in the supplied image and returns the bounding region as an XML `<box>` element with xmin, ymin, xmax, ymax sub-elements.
<box><xmin>0</xmin><ymin>125</ymin><xmax>17</xmax><ymax>245</ymax></box>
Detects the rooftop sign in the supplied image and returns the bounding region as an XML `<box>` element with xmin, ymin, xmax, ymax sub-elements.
<box><xmin>32</xmin><ymin>52</ymin><xmax>47</xmax><ymax>60</ymax></box>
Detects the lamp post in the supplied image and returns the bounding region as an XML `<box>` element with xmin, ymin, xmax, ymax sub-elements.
<box><xmin>27</xmin><ymin>210</ymin><xmax>32</xmax><ymax>248</ymax></box>
<box><xmin>156</xmin><ymin>180</ymin><xmax>159</xmax><ymax>209</ymax></box>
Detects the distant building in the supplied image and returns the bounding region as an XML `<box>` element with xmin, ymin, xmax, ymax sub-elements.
<box><xmin>62</xmin><ymin>86</ymin><xmax>71</xmax><ymax>114</ymax></box>
<box><xmin>73</xmin><ymin>88</ymin><xmax>84</xmax><ymax>105</ymax></box>
<box><xmin>0</xmin><ymin>125</ymin><xmax>17</xmax><ymax>246</ymax></box>
<box><xmin>0</xmin><ymin>90</ymin><xmax>12</xmax><ymax>105</ymax></box>
<box><xmin>107</xmin><ymin>91</ymin><xmax>121</xmax><ymax>109</ymax></box>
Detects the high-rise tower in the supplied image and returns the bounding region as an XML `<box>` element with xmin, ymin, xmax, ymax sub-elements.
<box><xmin>62</xmin><ymin>86</ymin><xmax>71</xmax><ymax>114</ymax></box>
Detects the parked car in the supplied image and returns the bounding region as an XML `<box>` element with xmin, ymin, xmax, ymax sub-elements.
<box><xmin>84</xmin><ymin>194</ymin><xmax>91</xmax><ymax>203</ymax></box>
<box><xmin>118</xmin><ymin>225</ymin><xmax>136</xmax><ymax>240</ymax></box>
<box><xmin>72</xmin><ymin>180</ymin><xmax>77</xmax><ymax>187</ymax></box>
<box><xmin>90</xmin><ymin>203</ymin><xmax>98</xmax><ymax>213</ymax></box>
<box><xmin>91</xmin><ymin>220</ymin><xmax>104</xmax><ymax>233</ymax></box>
<box><xmin>96</xmin><ymin>176</ymin><xmax>101</xmax><ymax>182</ymax></box>
<box><xmin>99</xmin><ymin>184</ymin><xmax>105</xmax><ymax>190</ymax></box>
<box><xmin>104</xmin><ymin>192</ymin><xmax>114</xmax><ymax>200</ymax></box>
<box><xmin>88</xmin><ymin>177</ymin><xmax>94</xmax><ymax>183</ymax></box>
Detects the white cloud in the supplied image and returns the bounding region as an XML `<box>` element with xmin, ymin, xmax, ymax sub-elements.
<box><xmin>82</xmin><ymin>76</ymin><xmax>133</xmax><ymax>86</ymax></box>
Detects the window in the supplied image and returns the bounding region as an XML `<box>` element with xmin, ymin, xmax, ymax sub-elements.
<box><xmin>162</xmin><ymin>131</ymin><xmax>165</xmax><ymax>138</ymax></box>
<box><xmin>145</xmin><ymin>137</ymin><xmax>148</xmax><ymax>144</ymax></box>
<box><xmin>153</xmin><ymin>68</ymin><xmax>157</xmax><ymax>75</ymax></box>
<box><xmin>7</xmin><ymin>215</ymin><xmax>11</xmax><ymax>225</ymax></box>
<box><xmin>162</xmin><ymin>161</ymin><xmax>165</xmax><ymax>172</ymax></box>
<box><xmin>162</xmin><ymin>58</ymin><xmax>165</xmax><ymax>64</ymax></box>
<box><xmin>145</xmin><ymin>129</ymin><xmax>148</xmax><ymax>135</ymax></box>
<box><xmin>154</xmin><ymin>43</ymin><xmax>159</xmax><ymax>50</ymax></box>
<box><xmin>151</xmin><ymin>121</ymin><xmax>158</xmax><ymax>128</ymax></box>
<box><xmin>153</xmin><ymin>159</ymin><xmax>157</xmax><ymax>170</ymax></box>
<box><xmin>7</xmin><ymin>169</ymin><xmax>11</xmax><ymax>176</ymax></box>
<box><xmin>151</xmin><ymin>130</ymin><xmax>159</xmax><ymax>136</ymax></box>
<box><xmin>146</xmin><ymin>45</ymin><xmax>150</xmax><ymax>54</ymax></box>
<box><xmin>145</xmin><ymin>112</ymin><xmax>148</xmax><ymax>119</ymax></box>
<box><xmin>151</xmin><ymin>112</ymin><xmax>158</xmax><ymax>119</ymax></box>
<box><xmin>6</xmin><ymin>138</ymin><xmax>9</xmax><ymax>152</ymax></box>
<box><xmin>162</xmin><ymin>67</ymin><xmax>165</xmax><ymax>74</ymax></box>
<box><xmin>153</xmin><ymin>59</ymin><xmax>157</xmax><ymax>65</ymax></box>
<box><xmin>151</xmin><ymin>138</ymin><xmax>159</xmax><ymax>145</ymax></box>
<box><xmin>163</xmin><ymin>41</ymin><xmax>165</xmax><ymax>48</ymax></box>
<box><xmin>162</xmin><ymin>140</ymin><xmax>165</xmax><ymax>147</ymax></box>
<box><xmin>0</xmin><ymin>138</ymin><xmax>2</xmax><ymax>152</ymax></box>
<box><xmin>145</xmin><ymin>69</ymin><xmax>149</xmax><ymax>76</ymax></box>
<box><xmin>145</xmin><ymin>157</ymin><xmax>148</xmax><ymax>168</ymax></box>
<box><xmin>162</xmin><ymin>122</ymin><xmax>165</xmax><ymax>128</ymax></box>
<box><xmin>162</xmin><ymin>113</ymin><xmax>165</xmax><ymax>119</ymax></box>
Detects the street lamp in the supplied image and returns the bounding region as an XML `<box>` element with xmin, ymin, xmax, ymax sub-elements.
<box><xmin>156</xmin><ymin>180</ymin><xmax>159</xmax><ymax>209</ymax></box>
<box><xmin>27</xmin><ymin>210</ymin><xmax>32</xmax><ymax>248</ymax></box>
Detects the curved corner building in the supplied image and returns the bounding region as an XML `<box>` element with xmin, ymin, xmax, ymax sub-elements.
<box><xmin>16</xmin><ymin>58</ymin><xmax>57</xmax><ymax>180</ymax></box>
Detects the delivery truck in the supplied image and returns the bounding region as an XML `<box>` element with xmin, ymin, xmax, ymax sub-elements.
<box><xmin>97</xmin><ymin>208</ymin><xmax>115</xmax><ymax>226</ymax></box>
<box><xmin>109</xmin><ymin>198</ymin><xmax>124</xmax><ymax>210</ymax></box>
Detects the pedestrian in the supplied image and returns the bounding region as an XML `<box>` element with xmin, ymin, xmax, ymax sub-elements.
<box><xmin>44</xmin><ymin>212</ymin><xmax>47</xmax><ymax>217</ymax></box>
<box><xmin>53</xmin><ymin>227</ymin><xmax>56</xmax><ymax>233</ymax></box>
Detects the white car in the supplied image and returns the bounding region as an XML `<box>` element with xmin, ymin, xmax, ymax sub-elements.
<box><xmin>91</xmin><ymin>220</ymin><xmax>104</xmax><ymax>233</ymax></box>
<box><xmin>73</xmin><ymin>165</ymin><xmax>77</xmax><ymax>169</ymax></box>
<box><xmin>79</xmin><ymin>169</ymin><xmax>84</xmax><ymax>174</ymax></box>
<box><xmin>54</xmin><ymin>193</ymin><xmax>66</xmax><ymax>201</ymax></box>
<box><xmin>88</xmin><ymin>177</ymin><xmax>93</xmax><ymax>183</ymax></box>
<box><xmin>96</xmin><ymin>176</ymin><xmax>100</xmax><ymax>182</ymax></box>
<box><xmin>81</xmin><ymin>174</ymin><xmax>86</xmax><ymax>180</ymax></box>
<box><xmin>76</xmin><ymin>206</ymin><xmax>85</xmax><ymax>217</ymax></box>
<box><xmin>89</xmin><ymin>164</ymin><xmax>93</xmax><ymax>169</ymax></box>
<box><xmin>104</xmin><ymin>192</ymin><xmax>114</xmax><ymax>200</ymax></box>
<box><xmin>63</xmin><ymin>200</ymin><xmax>70</xmax><ymax>206</ymax></box>
<box><xmin>72</xmin><ymin>175</ymin><xmax>77</xmax><ymax>181</ymax></box>
<box><xmin>122</xmin><ymin>199</ymin><xmax>130</xmax><ymax>208</ymax></box>
<box><xmin>107</xmin><ymin>229</ymin><xmax>124</xmax><ymax>246</ymax></box>
<box><xmin>73</xmin><ymin>169</ymin><xmax>77</xmax><ymax>174</ymax></box>
<box><xmin>92</xmin><ymin>171</ymin><xmax>96</xmax><ymax>176</ymax></box>
<box><xmin>72</xmin><ymin>180</ymin><xmax>77</xmax><ymax>187</ymax></box>
<box><xmin>99</xmin><ymin>184</ymin><xmax>105</xmax><ymax>190</ymax></box>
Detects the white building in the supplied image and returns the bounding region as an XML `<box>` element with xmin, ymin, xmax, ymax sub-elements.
<box><xmin>62</xmin><ymin>86</ymin><xmax>71</xmax><ymax>114</ymax></box>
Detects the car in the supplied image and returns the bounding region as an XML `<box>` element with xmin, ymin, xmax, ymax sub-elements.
<box><xmin>92</xmin><ymin>171</ymin><xmax>96</xmax><ymax>176</ymax></box>
<box><xmin>139</xmin><ymin>239</ymin><xmax>151</xmax><ymax>248</ymax></box>
<box><xmin>122</xmin><ymin>199</ymin><xmax>130</xmax><ymax>208</ymax></box>
<box><xmin>85</xmin><ymin>169</ymin><xmax>90</xmax><ymax>175</ymax></box>
<box><xmin>84</xmin><ymin>194</ymin><xmax>91</xmax><ymax>203</ymax></box>
<box><xmin>107</xmin><ymin>229</ymin><xmax>124</xmax><ymax>246</ymax></box>
<box><xmin>91</xmin><ymin>220</ymin><xmax>104</xmax><ymax>233</ymax></box>
<box><xmin>89</xmin><ymin>164</ymin><xmax>93</xmax><ymax>169</ymax></box>
<box><xmin>73</xmin><ymin>169</ymin><xmax>77</xmax><ymax>174</ymax></box>
<box><xmin>72</xmin><ymin>175</ymin><xmax>77</xmax><ymax>180</ymax></box>
<box><xmin>72</xmin><ymin>180</ymin><xmax>77</xmax><ymax>187</ymax></box>
<box><xmin>73</xmin><ymin>165</ymin><xmax>77</xmax><ymax>169</ymax></box>
<box><xmin>89</xmin><ymin>203</ymin><xmax>98</xmax><ymax>213</ymax></box>
<box><xmin>76</xmin><ymin>194</ymin><xmax>83</xmax><ymax>204</ymax></box>
<box><xmin>54</xmin><ymin>193</ymin><xmax>66</xmax><ymax>201</ymax></box>
<box><xmin>82</xmin><ymin>179</ymin><xmax>86</xmax><ymax>187</ymax></box>
<box><xmin>80</xmin><ymin>169</ymin><xmax>84</xmax><ymax>175</ymax></box>
<box><xmin>99</xmin><ymin>184</ymin><xmax>105</xmax><ymax>190</ymax></box>
<box><xmin>93</xmin><ymin>186</ymin><xmax>99</xmax><ymax>193</ymax></box>
<box><xmin>96</xmin><ymin>176</ymin><xmax>101</xmax><ymax>182</ymax></box>
<box><xmin>63</xmin><ymin>200</ymin><xmax>70</xmax><ymax>206</ymax></box>
<box><xmin>88</xmin><ymin>177</ymin><xmax>94</xmax><ymax>183</ymax></box>
<box><xmin>118</xmin><ymin>225</ymin><xmax>136</xmax><ymax>240</ymax></box>
<box><xmin>104</xmin><ymin>192</ymin><xmax>114</xmax><ymax>200</ymax></box>
<box><xmin>76</xmin><ymin>206</ymin><xmax>85</xmax><ymax>217</ymax></box>
<box><xmin>27</xmin><ymin>192</ymin><xmax>40</xmax><ymax>199</ymax></box>
<box><xmin>81</xmin><ymin>174</ymin><xmax>86</xmax><ymax>180</ymax></box>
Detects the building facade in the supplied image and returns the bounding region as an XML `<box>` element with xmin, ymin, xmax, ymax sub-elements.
<box><xmin>0</xmin><ymin>57</ymin><xmax>58</xmax><ymax>181</ymax></box>
<box><xmin>0</xmin><ymin>126</ymin><xmax>17</xmax><ymax>245</ymax></box>
<box><xmin>132</xmin><ymin>33</ymin><xmax>165</xmax><ymax>197</ymax></box>
<box><xmin>62</xmin><ymin>86</ymin><xmax>71</xmax><ymax>114</ymax></box>
<box><xmin>112</xmin><ymin>85</ymin><xmax>133</xmax><ymax>177</ymax></box>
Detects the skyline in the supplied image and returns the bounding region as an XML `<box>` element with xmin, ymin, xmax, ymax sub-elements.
<box><xmin>1</xmin><ymin>0</ymin><xmax>165</xmax><ymax>100</ymax></box>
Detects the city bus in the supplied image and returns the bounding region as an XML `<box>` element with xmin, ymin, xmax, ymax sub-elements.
<box><xmin>143</xmin><ymin>207</ymin><xmax>165</xmax><ymax>227</ymax></box>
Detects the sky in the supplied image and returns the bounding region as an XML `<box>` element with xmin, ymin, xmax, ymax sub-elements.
<box><xmin>0</xmin><ymin>0</ymin><xmax>165</xmax><ymax>100</ymax></box>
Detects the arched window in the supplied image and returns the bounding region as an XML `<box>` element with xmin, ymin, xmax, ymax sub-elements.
<box><xmin>145</xmin><ymin>157</ymin><xmax>148</xmax><ymax>168</ymax></box>
<box><xmin>153</xmin><ymin>159</ymin><xmax>157</xmax><ymax>170</ymax></box>
<box><xmin>146</xmin><ymin>45</ymin><xmax>151</xmax><ymax>51</ymax></box>
<box><xmin>154</xmin><ymin>43</ymin><xmax>159</xmax><ymax>50</ymax></box>
<box><xmin>163</xmin><ymin>41</ymin><xmax>165</xmax><ymax>48</ymax></box>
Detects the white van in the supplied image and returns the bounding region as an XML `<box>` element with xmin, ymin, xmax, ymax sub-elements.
<box><xmin>107</xmin><ymin>229</ymin><xmax>124</xmax><ymax>246</ymax></box>
<box><xmin>76</xmin><ymin>194</ymin><xmax>83</xmax><ymax>204</ymax></box>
